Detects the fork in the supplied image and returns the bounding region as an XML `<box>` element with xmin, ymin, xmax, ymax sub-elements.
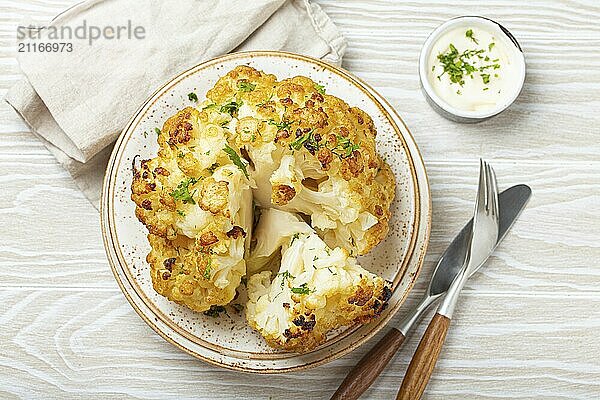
<box><xmin>396</xmin><ymin>160</ymin><xmax>500</xmax><ymax>400</ymax></box>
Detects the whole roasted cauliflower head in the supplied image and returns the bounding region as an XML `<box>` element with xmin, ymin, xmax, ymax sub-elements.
<box><xmin>246</xmin><ymin>209</ymin><xmax>392</xmax><ymax>352</ymax></box>
<box><xmin>132</xmin><ymin>65</ymin><xmax>396</xmax><ymax>337</ymax></box>
<box><xmin>132</xmin><ymin>106</ymin><xmax>253</xmax><ymax>312</ymax></box>
<box><xmin>206</xmin><ymin>65</ymin><xmax>396</xmax><ymax>256</ymax></box>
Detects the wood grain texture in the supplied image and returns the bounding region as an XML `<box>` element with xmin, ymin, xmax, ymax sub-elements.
<box><xmin>331</xmin><ymin>327</ymin><xmax>406</xmax><ymax>400</ymax></box>
<box><xmin>0</xmin><ymin>0</ymin><xmax>599</xmax><ymax>399</ymax></box>
<box><xmin>397</xmin><ymin>313</ymin><xmax>451</xmax><ymax>400</ymax></box>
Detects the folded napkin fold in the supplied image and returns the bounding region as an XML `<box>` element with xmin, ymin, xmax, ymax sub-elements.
<box><xmin>5</xmin><ymin>0</ymin><xmax>346</xmax><ymax>209</ymax></box>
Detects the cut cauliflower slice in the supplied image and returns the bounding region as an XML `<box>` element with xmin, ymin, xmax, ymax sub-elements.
<box><xmin>246</xmin><ymin>209</ymin><xmax>392</xmax><ymax>352</ymax></box>
<box><xmin>132</xmin><ymin>107</ymin><xmax>253</xmax><ymax>312</ymax></box>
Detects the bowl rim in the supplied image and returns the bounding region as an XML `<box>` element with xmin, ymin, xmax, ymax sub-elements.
<box><xmin>100</xmin><ymin>50</ymin><xmax>432</xmax><ymax>373</ymax></box>
<box><xmin>419</xmin><ymin>15</ymin><xmax>526</xmax><ymax>120</ymax></box>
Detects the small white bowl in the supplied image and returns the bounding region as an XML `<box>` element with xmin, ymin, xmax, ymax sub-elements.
<box><xmin>419</xmin><ymin>16</ymin><xmax>526</xmax><ymax>123</ymax></box>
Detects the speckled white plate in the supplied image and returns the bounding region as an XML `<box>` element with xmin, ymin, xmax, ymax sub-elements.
<box><xmin>101</xmin><ymin>51</ymin><xmax>431</xmax><ymax>373</ymax></box>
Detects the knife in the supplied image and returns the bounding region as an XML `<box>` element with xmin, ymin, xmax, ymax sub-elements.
<box><xmin>330</xmin><ymin>184</ymin><xmax>531</xmax><ymax>400</ymax></box>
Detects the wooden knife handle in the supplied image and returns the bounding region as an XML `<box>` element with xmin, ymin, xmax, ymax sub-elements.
<box><xmin>331</xmin><ymin>328</ymin><xmax>406</xmax><ymax>400</ymax></box>
<box><xmin>396</xmin><ymin>313</ymin><xmax>451</xmax><ymax>400</ymax></box>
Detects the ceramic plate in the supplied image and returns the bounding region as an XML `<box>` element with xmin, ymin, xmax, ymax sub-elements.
<box><xmin>101</xmin><ymin>51</ymin><xmax>431</xmax><ymax>373</ymax></box>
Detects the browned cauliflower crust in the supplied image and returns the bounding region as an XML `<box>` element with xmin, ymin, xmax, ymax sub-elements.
<box><xmin>206</xmin><ymin>65</ymin><xmax>396</xmax><ymax>256</ymax></box>
<box><xmin>147</xmin><ymin>234</ymin><xmax>244</xmax><ymax>309</ymax></box>
<box><xmin>246</xmin><ymin>209</ymin><xmax>392</xmax><ymax>352</ymax></box>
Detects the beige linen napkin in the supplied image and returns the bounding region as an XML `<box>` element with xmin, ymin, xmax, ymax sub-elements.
<box><xmin>5</xmin><ymin>0</ymin><xmax>346</xmax><ymax>209</ymax></box>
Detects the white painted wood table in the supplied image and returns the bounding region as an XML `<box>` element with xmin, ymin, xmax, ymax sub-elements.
<box><xmin>1</xmin><ymin>1</ymin><xmax>599</xmax><ymax>398</ymax></box>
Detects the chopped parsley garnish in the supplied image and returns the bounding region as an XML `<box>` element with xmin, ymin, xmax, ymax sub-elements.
<box><xmin>155</xmin><ymin>127</ymin><xmax>161</xmax><ymax>136</ymax></box>
<box><xmin>203</xmin><ymin>305</ymin><xmax>227</xmax><ymax>318</ymax></box>
<box><xmin>202</xmin><ymin>103</ymin><xmax>218</xmax><ymax>110</ymax></box>
<box><xmin>314</xmin><ymin>83</ymin><xmax>326</xmax><ymax>95</ymax></box>
<box><xmin>203</xmin><ymin>258</ymin><xmax>212</xmax><ymax>279</ymax></box>
<box><xmin>220</xmin><ymin>101</ymin><xmax>242</xmax><ymax>116</ymax></box>
<box><xmin>465</xmin><ymin>29</ymin><xmax>478</xmax><ymax>44</ymax></box>
<box><xmin>176</xmin><ymin>210</ymin><xmax>186</xmax><ymax>217</ymax></box>
<box><xmin>331</xmin><ymin>135</ymin><xmax>360</xmax><ymax>158</ymax></box>
<box><xmin>277</xmin><ymin>271</ymin><xmax>295</xmax><ymax>288</ymax></box>
<box><xmin>170</xmin><ymin>178</ymin><xmax>198</xmax><ymax>204</ymax></box>
<box><xmin>291</xmin><ymin>283</ymin><xmax>312</xmax><ymax>295</ymax></box>
<box><xmin>223</xmin><ymin>144</ymin><xmax>249</xmax><ymax>178</ymax></box>
<box><xmin>488</xmin><ymin>42</ymin><xmax>496</xmax><ymax>51</ymax></box>
<box><xmin>188</xmin><ymin>92</ymin><xmax>198</xmax><ymax>102</ymax></box>
<box><xmin>238</xmin><ymin>81</ymin><xmax>256</xmax><ymax>92</ymax></box>
<box><xmin>267</xmin><ymin>119</ymin><xmax>293</xmax><ymax>131</ymax></box>
<box><xmin>436</xmin><ymin>43</ymin><xmax>500</xmax><ymax>88</ymax></box>
<box><xmin>177</xmin><ymin>151</ymin><xmax>185</xmax><ymax>158</ymax></box>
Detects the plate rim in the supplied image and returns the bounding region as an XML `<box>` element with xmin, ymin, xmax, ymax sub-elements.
<box><xmin>100</xmin><ymin>50</ymin><xmax>431</xmax><ymax>372</ymax></box>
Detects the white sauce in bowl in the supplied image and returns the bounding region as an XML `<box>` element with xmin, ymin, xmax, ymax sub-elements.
<box><xmin>420</xmin><ymin>17</ymin><xmax>526</xmax><ymax>120</ymax></box>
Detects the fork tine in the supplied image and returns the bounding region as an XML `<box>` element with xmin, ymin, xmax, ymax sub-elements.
<box><xmin>476</xmin><ymin>159</ymin><xmax>486</xmax><ymax>215</ymax></box>
<box><xmin>488</xmin><ymin>163</ymin><xmax>499</xmax><ymax>218</ymax></box>
<box><xmin>485</xmin><ymin>161</ymin><xmax>493</xmax><ymax>212</ymax></box>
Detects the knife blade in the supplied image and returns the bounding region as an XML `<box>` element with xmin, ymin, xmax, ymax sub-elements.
<box><xmin>429</xmin><ymin>183</ymin><xmax>531</xmax><ymax>297</ymax></box>
<box><xmin>330</xmin><ymin>184</ymin><xmax>531</xmax><ymax>400</ymax></box>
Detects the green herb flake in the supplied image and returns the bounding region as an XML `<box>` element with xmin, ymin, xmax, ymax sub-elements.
<box><xmin>220</xmin><ymin>101</ymin><xmax>242</xmax><ymax>116</ymax></box>
<box><xmin>170</xmin><ymin>178</ymin><xmax>198</xmax><ymax>204</ymax></box>
<box><xmin>203</xmin><ymin>258</ymin><xmax>212</xmax><ymax>279</ymax></box>
<box><xmin>238</xmin><ymin>81</ymin><xmax>256</xmax><ymax>92</ymax></box>
<box><xmin>331</xmin><ymin>135</ymin><xmax>360</xmax><ymax>158</ymax></box>
<box><xmin>155</xmin><ymin>128</ymin><xmax>162</xmax><ymax>136</ymax></box>
<box><xmin>202</xmin><ymin>103</ymin><xmax>218</xmax><ymax>110</ymax></box>
<box><xmin>481</xmin><ymin>73</ymin><xmax>491</xmax><ymax>84</ymax></box>
<box><xmin>314</xmin><ymin>83</ymin><xmax>326</xmax><ymax>95</ymax></box>
<box><xmin>277</xmin><ymin>271</ymin><xmax>295</xmax><ymax>288</ymax></box>
<box><xmin>291</xmin><ymin>283</ymin><xmax>312</xmax><ymax>295</ymax></box>
<box><xmin>176</xmin><ymin>210</ymin><xmax>186</xmax><ymax>217</ymax></box>
<box><xmin>188</xmin><ymin>92</ymin><xmax>198</xmax><ymax>102</ymax></box>
<box><xmin>223</xmin><ymin>144</ymin><xmax>249</xmax><ymax>178</ymax></box>
<box><xmin>437</xmin><ymin>43</ymin><xmax>499</xmax><ymax>87</ymax></box>
<box><xmin>465</xmin><ymin>29</ymin><xmax>478</xmax><ymax>44</ymax></box>
<box><xmin>488</xmin><ymin>42</ymin><xmax>496</xmax><ymax>51</ymax></box>
<box><xmin>267</xmin><ymin>119</ymin><xmax>293</xmax><ymax>132</ymax></box>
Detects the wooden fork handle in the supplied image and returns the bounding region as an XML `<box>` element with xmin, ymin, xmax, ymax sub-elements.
<box><xmin>396</xmin><ymin>313</ymin><xmax>451</xmax><ymax>400</ymax></box>
<box><xmin>331</xmin><ymin>328</ymin><xmax>406</xmax><ymax>400</ymax></box>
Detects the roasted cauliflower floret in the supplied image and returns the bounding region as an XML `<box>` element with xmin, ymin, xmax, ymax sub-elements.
<box><xmin>206</xmin><ymin>65</ymin><xmax>395</xmax><ymax>255</ymax></box>
<box><xmin>147</xmin><ymin>232</ymin><xmax>246</xmax><ymax>311</ymax></box>
<box><xmin>132</xmin><ymin>105</ymin><xmax>253</xmax><ymax>312</ymax></box>
<box><xmin>246</xmin><ymin>209</ymin><xmax>392</xmax><ymax>352</ymax></box>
